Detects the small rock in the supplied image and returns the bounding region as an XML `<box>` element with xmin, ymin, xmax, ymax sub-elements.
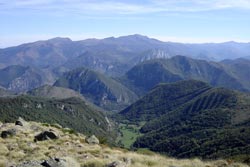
<box><xmin>1</xmin><ymin>129</ymin><xmax>17</xmax><ymax>138</ymax></box>
<box><xmin>86</xmin><ymin>135</ymin><xmax>99</xmax><ymax>145</ymax></box>
<box><xmin>34</xmin><ymin>131</ymin><xmax>58</xmax><ymax>141</ymax></box>
<box><xmin>15</xmin><ymin>117</ymin><xmax>28</xmax><ymax>126</ymax></box>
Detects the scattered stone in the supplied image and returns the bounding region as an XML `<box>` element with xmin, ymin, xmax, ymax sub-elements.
<box><xmin>86</xmin><ymin>135</ymin><xmax>99</xmax><ymax>145</ymax></box>
<box><xmin>16</xmin><ymin>157</ymin><xmax>80</xmax><ymax>167</ymax></box>
<box><xmin>15</xmin><ymin>117</ymin><xmax>28</xmax><ymax>126</ymax></box>
<box><xmin>1</xmin><ymin>128</ymin><xmax>17</xmax><ymax>138</ymax></box>
<box><xmin>41</xmin><ymin>158</ymin><xmax>67</xmax><ymax>167</ymax></box>
<box><xmin>16</xmin><ymin>160</ymin><xmax>43</xmax><ymax>167</ymax></box>
<box><xmin>34</xmin><ymin>131</ymin><xmax>58</xmax><ymax>141</ymax></box>
<box><xmin>106</xmin><ymin>161</ymin><xmax>127</xmax><ymax>167</ymax></box>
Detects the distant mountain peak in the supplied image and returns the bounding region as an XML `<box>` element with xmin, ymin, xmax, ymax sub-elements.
<box><xmin>118</xmin><ymin>34</ymin><xmax>152</xmax><ymax>40</ymax></box>
<box><xmin>47</xmin><ymin>37</ymin><xmax>72</xmax><ymax>43</ymax></box>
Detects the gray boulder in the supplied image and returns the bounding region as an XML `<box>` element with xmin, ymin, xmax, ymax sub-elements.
<box><xmin>86</xmin><ymin>135</ymin><xmax>99</xmax><ymax>144</ymax></box>
<box><xmin>34</xmin><ymin>131</ymin><xmax>58</xmax><ymax>141</ymax></box>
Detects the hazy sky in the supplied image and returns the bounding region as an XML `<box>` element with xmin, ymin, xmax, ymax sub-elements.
<box><xmin>1</xmin><ymin>0</ymin><xmax>250</xmax><ymax>48</ymax></box>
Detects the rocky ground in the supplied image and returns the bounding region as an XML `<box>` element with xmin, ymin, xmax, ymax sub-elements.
<box><xmin>0</xmin><ymin>118</ymin><xmax>249</xmax><ymax>167</ymax></box>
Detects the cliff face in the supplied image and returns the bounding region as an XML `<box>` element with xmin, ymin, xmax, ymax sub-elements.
<box><xmin>0</xmin><ymin>118</ymin><xmax>249</xmax><ymax>167</ymax></box>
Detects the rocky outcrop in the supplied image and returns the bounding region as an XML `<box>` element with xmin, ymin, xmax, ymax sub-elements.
<box><xmin>86</xmin><ymin>135</ymin><xmax>99</xmax><ymax>144</ymax></box>
<box><xmin>34</xmin><ymin>131</ymin><xmax>58</xmax><ymax>141</ymax></box>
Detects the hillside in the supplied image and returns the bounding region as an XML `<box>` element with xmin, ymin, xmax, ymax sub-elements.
<box><xmin>27</xmin><ymin>85</ymin><xmax>105</xmax><ymax>112</ymax></box>
<box><xmin>0</xmin><ymin>95</ymin><xmax>113</xmax><ymax>139</ymax></box>
<box><xmin>54</xmin><ymin>68</ymin><xmax>138</xmax><ymax>111</ymax></box>
<box><xmin>119</xmin><ymin>80</ymin><xmax>211</xmax><ymax>121</ymax></box>
<box><xmin>118</xmin><ymin>80</ymin><xmax>250</xmax><ymax>159</ymax></box>
<box><xmin>120</xmin><ymin>56</ymin><xmax>249</xmax><ymax>95</ymax></box>
<box><xmin>221</xmin><ymin>58</ymin><xmax>250</xmax><ymax>91</ymax></box>
<box><xmin>27</xmin><ymin>85</ymin><xmax>85</xmax><ymax>100</ymax></box>
<box><xmin>0</xmin><ymin>119</ymin><xmax>249</xmax><ymax>167</ymax></box>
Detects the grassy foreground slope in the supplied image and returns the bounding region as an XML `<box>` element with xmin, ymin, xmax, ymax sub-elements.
<box><xmin>0</xmin><ymin>120</ymin><xmax>249</xmax><ymax>167</ymax></box>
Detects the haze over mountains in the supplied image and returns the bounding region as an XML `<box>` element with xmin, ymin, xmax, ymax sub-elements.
<box><xmin>0</xmin><ymin>35</ymin><xmax>250</xmax><ymax>76</ymax></box>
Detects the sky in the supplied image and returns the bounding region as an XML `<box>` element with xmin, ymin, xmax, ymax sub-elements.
<box><xmin>1</xmin><ymin>0</ymin><xmax>250</xmax><ymax>48</ymax></box>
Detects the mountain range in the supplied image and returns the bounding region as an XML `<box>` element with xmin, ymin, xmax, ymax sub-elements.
<box><xmin>1</xmin><ymin>35</ymin><xmax>250</xmax><ymax>77</ymax></box>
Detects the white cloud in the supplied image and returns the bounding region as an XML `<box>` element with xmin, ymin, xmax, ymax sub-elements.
<box><xmin>1</xmin><ymin>0</ymin><xmax>250</xmax><ymax>16</ymax></box>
